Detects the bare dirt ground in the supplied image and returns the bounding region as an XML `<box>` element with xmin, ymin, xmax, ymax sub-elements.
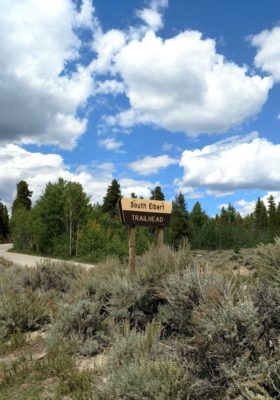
<box><xmin>0</xmin><ymin>243</ymin><xmax>95</xmax><ymax>269</ymax></box>
<box><xmin>0</xmin><ymin>329</ymin><xmax>49</xmax><ymax>365</ymax></box>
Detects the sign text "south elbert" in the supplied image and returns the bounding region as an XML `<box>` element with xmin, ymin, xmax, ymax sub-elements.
<box><xmin>130</xmin><ymin>200</ymin><xmax>165</xmax><ymax>212</ymax></box>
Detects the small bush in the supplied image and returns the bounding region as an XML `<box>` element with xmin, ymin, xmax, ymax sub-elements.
<box><xmin>253</xmin><ymin>284</ymin><xmax>280</xmax><ymax>351</ymax></box>
<box><xmin>74</xmin><ymin>257</ymin><xmax>126</xmax><ymax>298</ymax></box>
<box><xmin>50</xmin><ymin>299</ymin><xmax>108</xmax><ymax>355</ymax></box>
<box><xmin>223</xmin><ymin>355</ymin><xmax>280</xmax><ymax>399</ymax></box>
<box><xmin>0</xmin><ymin>349</ymin><xmax>94</xmax><ymax>399</ymax></box>
<box><xmin>257</xmin><ymin>236</ymin><xmax>280</xmax><ymax>285</ymax></box>
<box><xmin>96</xmin><ymin>358</ymin><xmax>185</xmax><ymax>400</ymax></box>
<box><xmin>0</xmin><ymin>288</ymin><xmax>52</xmax><ymax>339</ymax></box>
<box><xmin>137</xmin><ymin>242</ymin><xmax>193</xmax><ymax>287</ymax></box>
<box><xmin>159</xmin><ymin>265</ymin><xmax>235</xmax><ymax>336</ymax></box>
<box><xmin>92</xmin><ymin>321</ymin><xmax>186</xmax><ymax>400</ymax></box>
<box><xmin>22</xmin><ymin>260</ymin><xmax>79</xmax><ymax>293</ymax></box>
<box><xmin>0</xmin><ymin>264</ymin><xmax>27</xmax><ymax>294</ymax></box>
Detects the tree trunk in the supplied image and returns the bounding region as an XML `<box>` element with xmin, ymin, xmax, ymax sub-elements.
<box><xmin>157</xmin><ymin>227</ymin><xmax>164</xmax><ymax>248</ymax></box>
<box><xmin>76</xmin><ymin>220</ymin><xmax>80</xmax><ymax>257</ymax></box>
<box><xmin>69</xmin><ymin>209</ymin><xmax>72</xmax><ymax>256</ymax></box>
<box><xmin>129</xmin><ymin>226</ymin><xmax>136</xmax><ymax>275</ymax></box>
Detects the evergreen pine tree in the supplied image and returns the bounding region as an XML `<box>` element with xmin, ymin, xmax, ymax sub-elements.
<box><xmin>102</xmin><ymin>179</ymin><xmax>121</xmax><ymax>217</ymax></box>
<box><xmin>220</xmin><ymin>203</ymin><xmax>237</xmax><ymax>224</ymax></box>
<box><xmin>2</xmin><ymin>204</ymin><xmax>9</xmax><ymax>237</ymax></box>
<box><xmin>12</xmin><ymin>180</ymin><xmax>32</xmax><ymax>213</ymax></box>
<box><xmin>150</xmin><ymin>186</ymin><xmax>165</xmax><ymax>200</ymax></box>
<box><xmin>268</xmin><ymin>195</ymin><xmax>277</xmax><ymax>227</ymax></box>
<box><xmin>173</xmin><ymin>191</ymin><xmax>188</xmax><ymax>217</ymax></box>
<box><xmin>169</xmin><ymin>192</ymin><xmax>190</xmax><ymax>248</ymax></box>
<box><xmin>254</xmin><ymin>197</ymin><xmax>268</xmax><ymax>229</ymax></box>
<box><xmin>220</xmin><ymin>206</ymin><xmax>228</xmax><ymax>225</ymax></box>
<box><xmin>0</xmin><ymin>201</ymin><xmax>9</xmax><ymax>239</ymax></box>
<box><xmin>190</xmin><ymin>201</ymin><xmax>207</xmax><ymax>228</ymax></box>
<box><xmin>276</xmin><ymin>202</ymin><xmax>280</xmax><ymax>226</ymax></box>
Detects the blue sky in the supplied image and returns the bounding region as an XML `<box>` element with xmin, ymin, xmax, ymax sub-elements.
<box><xmin>1</xmin><ymin>0</ymin><xmax>280</xmax><ymax>217</ymax></box>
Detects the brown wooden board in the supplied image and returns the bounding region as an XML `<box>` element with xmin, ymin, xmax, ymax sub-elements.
<box><xmin>118</xmin><ymin>197</ymin><xmax>172</xmax><ymax>227</ymax></box>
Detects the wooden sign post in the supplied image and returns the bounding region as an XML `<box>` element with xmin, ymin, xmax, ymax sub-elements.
<box><xmin>128</xmin><ymin>225</ymin><xmax>136</xmax><ymax>275</ymax></box>
<box><xmin>157</xmin><ymin>227</ymin><xmax>164</xmax><ymax>248</ymax></box>
<box><xmin>118</xmin><ymin>197</ymin><xmax>172</xmax><ymax>273</ymax></box>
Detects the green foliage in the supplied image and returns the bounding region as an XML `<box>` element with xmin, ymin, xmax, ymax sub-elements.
<box><xmin>159</xmin><ymin>265</ymin><xmax>235</xmax><ymax>337</ymax></box>
<box><xmin>78</xmin><ymin>220</ymin><xmax>109</xmax><ymax>261</ymax></box>
<box><xmin>0</xmin><ymin>201</ymin><xmax>9</xmax><ymax>239</ymax></box>
<box><xmin>102</xmin><ymin>178</ymin><xmax>121</xmax><ymax>217</ymax></box>
<box><xmin>22</xmin><ymin>260</ymin><xmax>79</xmax><ymax>293</ymax></box>
<box><xmin>50</xmin><ymin>299</ymin><xmax>109</xmax><ymax>355</ymax></box>
<box><xmin>255</xmin><ymin>197</ymin><xmax>268</xmax><ymax>230</ymax></box>
<box><xmin>257</xmin><ymin>236</ymin><xmax>280</xmax><ymax>285</ymax></box>
<box><xmin>137</xmin><ymin>241</ymin><xmax>193</xmax><ymax>287</ymax></box>
<box><xmin>0</xmin><ymin>349</ymin><xmax>93</xmax><ymax>399</ymax></box>
<box><xmin>64</xmin><ymin>180</ymin><xmax>91</xmax><ymax>256</ymax></box>
<box><xmin>9</xmin><ymin>177</ymin><xmax>280</xmax><ymax>259</ymax></box>
<box><xmin>268</xmin><ymin>195</ymin><xmax>277</xmax><ymax>228</ymax></box>
<box><xmin>92</xmin><ymin>322</ymin><xmax>185</xmax><ymax>399</ymax></box>
<box><xmin>78</xmin><ymin>216</ymin><xmax>128</xmax><ymax>262</ymax></box>
<box><xmin>9</xmin><ymin>208</ymin><xmax>31</xmax><ymax>252</ymax></box>
<box><xmin>11</xmin><ymin>180</ymin><xmax>32</xmax><ymax>213</ymax></box>
<box><xmin>35</xmin><ymin>178</ymin><xmax>91</xmax><ymax>256</ymax></box>
<box><xmin>150</xmin><ymin>185</ymin><xmax>165</xmax><ymax>200</ymax></box>
<box><xmin>254</xmin><ymin>284</ymin><xmax>280</xmax><ymax>351</ymax></box>
<box><xmin>168</xmin><ymin>192</ymin><xmax>191</xmax><ymax>249</ymax></box>
<box><xmin>0</xmin><ymin>288</ymin><xmax>52</xmax><ymax>339</ymax></box>
<box><xmin>190</xmin><ymin>201</ymin><xmax>208</xmax><ymax>228</ymax></box>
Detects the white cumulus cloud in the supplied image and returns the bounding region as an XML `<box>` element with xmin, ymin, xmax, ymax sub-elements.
<box><xmin>0</xmin><ymin>145</ymin><xmax>156</xmax><ymax>208</ymax></box>
<box><xmin>0</xmin><ymin>0</ymin><xmax>96</xmax><ymax>149</ymax></box>
<box><xmin>129</xmin><ymin>155</ymin><xmax>178</xmax><ymax>176</ymax></box>
<box><xmin>179</xmin><ymin>133</ymin><xmax>280</xmax><ymax>195</ymax></box>
<box><xmin>0</xmin><ymin>144</ymin><xmax>113</xmax><ymax>206</ymax></box>
<box><xmin>251</xmin><ymin>26</ymin><xmax>280</xmax><ymax>81</ymax></box>
<box><xmin>136</xmin><ymin>0</ymin><xmax>168</xmax><ymax>32</ymax></box>
<box><xmin>107</xmin><ymin>30</ymin><xmax>272</xmax><ymax>135</ymax></box>
<box><xmin>120</xmin><ymin>178</ymin><xmax>153</xmax><ymax>199</ymax></box>
<box><xmin>99</xmin><ymin>137</ymin><xmax>124</xmax><ymax>151</ymax></box>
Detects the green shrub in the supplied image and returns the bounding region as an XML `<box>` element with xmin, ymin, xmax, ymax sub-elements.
<box><xmin>50</xmin><ymin>299</ymin><xmax>108</xmax><ymax>355</ymax></box>
<box><xmin>22</xmin><ymin>260</ymin><xmax>79</xmax><ymax>293</ymax></box>
<box><xmin>257</xmin><ymin>236</ymin><xmax>280</xmax><ymax>285</ymax></box>
<box><xmin>0</xmin><ymin>264</ymin><xmax>27</xmax><ymax>293</ymax></box>
<box><xmin>223</xmin><ymin>355</ymin><xmax>280</xmax><ymax>399</ymax></box>
<box><xmin>159</xmin><ymin>265</ymin><xmax>235</xmax><ymax>336</ymax></box>
<box><xmin>78</xmin><ymin>245</ymin><xmax>194</xmax><ymax>331</ymax></box>
<box><xmin>0</xmin><ymin>349</ymin><xmax>94</xmax><ymax>399</ymax></box>
<box><xmin>96</xmin><ymin>358</ymin><xmax>185</xmax><ymax>400</ymax></box>
<box><xmin>137</xmin><ymin>241</ymin><xmax>193</xmax><ymax>287</ymax></box>
<box><xmin>0</xmin><ymin>288</ymin><xmax>52</xmax><ymax>338</ymax></box>
<box><xmin>92</xmin><ymin>321</ymin><xmax>186</xmax><ymax>400</ymax></box>
<box><xmin>158</xmin><ymin>254</ymin><xmax>280</xmax><ymax>400</ymax></box>
<box><xmin>253</xmin><ymin>284</ymin><xmax>280</xmax><ymax>352</ymax></box>
<box><xmin>75</xmin><ymin>257</ymin><xmax>126</xmax><ymax>297</ymax></box>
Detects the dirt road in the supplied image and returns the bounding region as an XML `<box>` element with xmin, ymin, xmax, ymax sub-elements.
<box><xmin>0</xmin><ymin>243</ymin><xmax>95</xmax><ymax>268</ymax></box>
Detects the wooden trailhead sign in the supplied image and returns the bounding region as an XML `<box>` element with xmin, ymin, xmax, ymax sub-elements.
<box><xmin>119</xmin><ymin>197</ymin><xmax>172</xmax><ymax>274</ymax></box>
<box><xmin>119</xmin><ymin>197</ymin><xmax>172</xmax><ymax>227</ymax></box>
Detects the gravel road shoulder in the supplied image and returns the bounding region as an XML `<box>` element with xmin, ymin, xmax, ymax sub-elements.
<box><xmin>0</xmin><ymin>243</ymin><xmax>95</xmax><ymax>269</ymax></box>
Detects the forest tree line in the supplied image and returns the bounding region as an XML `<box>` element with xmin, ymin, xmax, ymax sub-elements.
<box><xmin>1</xmin><ymin>178</ymin><xmax>280</xmax><ymax>260</ymax></box>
